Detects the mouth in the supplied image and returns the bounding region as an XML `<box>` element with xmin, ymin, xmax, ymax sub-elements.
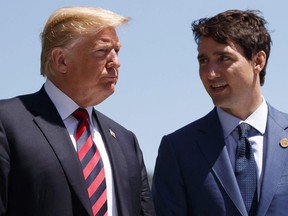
<box><xmin>210</xmin><ymin>83</ymin><xmax>228</xmax><ymax>90</ymax></box>
<box><xmin>104</xmin><ymin>68</ymin><xmax>118</xmax><ymax>82</ymax></box>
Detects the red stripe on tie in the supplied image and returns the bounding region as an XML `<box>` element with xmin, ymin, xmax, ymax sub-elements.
<box><xmin>88</xmin><ymin>167</ymin><xmax>105</xmax><ymax>197</ymax></box>
<box><xmin>78</xmin><ymin>135</ymin><xmax>94</xmax><ymax>161</ymax></box>
<box><xmin>83</xmin><ymin>150</ymin><xmax>101</xmax><ymax>179</ymax></box>
<box><xmin>75</xmin><ymin>121</ymin><xmax>87</xmax><ymax>141</ymax></box>
<box><xmin>73</xmin><ymin>108</ymin><xmax>107</xmax><ymax>216</ymax></box>
<box><xmin>92</xmin><ymin>188</ymin><xmax>107</xmax><ymax>215</ymax></box>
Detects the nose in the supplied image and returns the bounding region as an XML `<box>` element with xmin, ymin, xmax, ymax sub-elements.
<box><xmin>108</xmin><ymin>49</ymin><xmax>121</xmax><ymax>69</ymax></box>
<box><xmin>207</xmin><ymin>69</ymin><xmax>220</xmax><ymax>80</ymax></box>
<box><xmin>204</xmin><ymin>63</ymin><xmax>220</xmax><ymax>80</ymax></box>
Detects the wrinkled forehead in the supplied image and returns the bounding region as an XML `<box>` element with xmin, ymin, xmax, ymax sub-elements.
<box><xmin>68</xmin><ymin>27</ymin><xmax>121</xmax><ymax>48</ymax></box>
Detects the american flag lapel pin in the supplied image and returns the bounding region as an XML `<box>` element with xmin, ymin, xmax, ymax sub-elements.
<box><xmin>109</xmin><ymin>129</ymin><xmax>116</xmax><ymax>139</ymax></box>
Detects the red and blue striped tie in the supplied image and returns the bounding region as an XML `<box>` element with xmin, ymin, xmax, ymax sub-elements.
<box><xmin>73</xmin><ymin>108</ymin><xmax>108</xmax><ymax>216</ymax></box>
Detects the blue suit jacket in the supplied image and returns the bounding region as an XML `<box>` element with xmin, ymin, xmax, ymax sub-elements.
<box><xmin>152</xmin><ymin>105</ymin><xmax>288</xmax><ymax>216</ymax></box>
<box><xmin>0</xmin><ymin>87</ymin><xmax>155</xmax><ymax>216</ymax></box>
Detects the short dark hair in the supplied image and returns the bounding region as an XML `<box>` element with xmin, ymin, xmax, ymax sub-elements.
<box><xmin>191</xmin><ymin>9</ymin><xmax>272</xmax><ymax>86</ymax></box>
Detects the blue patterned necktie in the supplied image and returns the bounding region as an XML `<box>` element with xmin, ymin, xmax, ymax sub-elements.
<box><xmin>235</xmin><ymin>123</ymin><xmax>258</xmax><ymax>216</ymax></box>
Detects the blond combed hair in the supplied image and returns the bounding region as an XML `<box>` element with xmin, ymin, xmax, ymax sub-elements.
<box><xmin>40</xmin><ymin>7</ymin><xmax>130</xmax><ymax>77</ymax></box>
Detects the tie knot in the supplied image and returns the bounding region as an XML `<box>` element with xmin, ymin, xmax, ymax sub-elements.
<box><xmin>72</xmin><ymin>108</ymin><xmax>89</xmax><ymax>122</ymax></box>
<box><xmin>237</xmin><ymin>123</ymin><xmax>251</xmax><ymax>139</ymax></box>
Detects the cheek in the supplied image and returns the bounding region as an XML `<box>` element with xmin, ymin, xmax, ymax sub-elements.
<box><xmin>91</xmin><ymin>60</ymin><xmax>106</xmax><ymax>72</ymax></box>
<box><xmin>199</xmin><ymin>70</ymin><xmax>207</xmax><ymax>82</ymax></box>
<box><xmin>84</xmin><ymin>62</ymin><xmax>105</xmax><ymax>76</ymax></box>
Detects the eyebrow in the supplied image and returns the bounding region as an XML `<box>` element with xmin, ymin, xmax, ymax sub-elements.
<box><xmin>197</xmin><ymin>53</ymin><xmax>206</xmax><ymax>59</ymax></box>
<box><xmin>94</xmin><ymin>40</ymin><xmax>122</xmax><ymax>48</ymax></box>
<box><xmin>197</xmin><ymin>51</ymin><xmax>231</xmax><ymax>59</ymax></box>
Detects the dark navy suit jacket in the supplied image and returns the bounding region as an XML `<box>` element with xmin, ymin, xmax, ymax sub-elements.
<box><xmin>0</xmin><ymin>87</ymin><xmax>155</xmax><ymax>216</ymax></box>
<box><xmin>152</xmin><ymin>105</ymin><xmax>288</xmax><ymax>216</ymax></box>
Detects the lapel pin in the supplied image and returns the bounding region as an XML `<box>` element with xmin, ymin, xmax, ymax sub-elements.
<box><xmin>109</xmin><ymin>129</ymin><xmax>116</xmax><ymax>139</ymax></box>
<box><xmin>279</xmin><ymin>138</ymin><xmax>288</xmax><ymax>148</ymax></box>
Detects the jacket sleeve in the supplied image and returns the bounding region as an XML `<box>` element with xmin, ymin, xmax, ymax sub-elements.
<box><xmin>152</xmin><ymin>135</ymin><xmax>188</xmax><ymax>216</ymax></box>
<box><xmin>133</xmin><ymin>133</ymin><xmax>156</xmax><ymax>216</ymax></box>
<box><xmin>0</xmin><ymin>120</ymin><xmax>10</xmax><ymax>215</ymax></box>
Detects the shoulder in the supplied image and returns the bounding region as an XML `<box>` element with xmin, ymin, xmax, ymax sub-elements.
<box><xmin>94</xmin><ymin>110</ymin><xmax>128</xmax><ymax>130</ymax></box>
<box><xmin>165</xmin><ymin>108</ymin><xmax>218</xmax><ymax>140</ymax></box>
<box><xmin>94</xmin><ymin>109</ymin><xmax>136</xmax><ymax>139</ymax></box>
<box><xmin>267</xmin><ymin>103</ymin><xmax>288</xmax><ymax>127</ymax></box>
<box><xmin>0</xmin><ymin>88</ymin><xmax>51</xmax><ymax>124</ymax></box>
<box><xmin>0</xmin><ymin>94</ymin><xmax>36</xmax><ymax>134</ymax></box>
<box><xmin>0</xmin><ymin>88</ymin><xmax>46</xmax><ymax>114</ymax></box>
<box><xmin>0</xmin><ymin>96</ymin><xmax>26</xmax><ymax>119</ymax></box>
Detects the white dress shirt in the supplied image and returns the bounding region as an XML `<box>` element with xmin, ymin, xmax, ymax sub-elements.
<box><xmin>217</xmin><ymin>97</ymin><xmax>268</xmax><ymax>198</ymax></box>
<box><xmin>44</xmin><ymin>79</ymin><xmax>117</xmax><ymax>216</ymax></box>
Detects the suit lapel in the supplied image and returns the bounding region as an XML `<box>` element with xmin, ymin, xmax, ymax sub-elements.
<box><xmin>196</xmin><ymin>109</ymin><xmax>247</xmax><ymax>216</ymax></box>
<box><xmin>31</xmin><ymin>88</ymin><xmax>93</xmax><ymax>216</ymax></box>
<box><xmin>94</xmin><ymin>110</ymin><xmax>131</xmax><ymax>215</ymax></box>
<box><xmin>257</xmin><ymin>106</ymin><xmax>288</xmax><ymax>216</ymax></box>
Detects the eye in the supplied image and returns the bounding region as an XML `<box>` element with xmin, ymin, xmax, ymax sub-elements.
<box><xmin>219</xmin><ymin>55</ymin><xmax>230</xmax><ymax>62</ymax></box>
<box><xmin>93</xmin><ymin>47</ymin><xmax>110</xmax><ymax>57</ymax></box>
<box><xmin>114</xmin><ymin>48</ymin><xmax>120</xmax><ymax>55</ymax></box>
<box><xmin>198</xmin><ymin>57</ymin><xmax>208</xmax><ymax>65</ymax></box>
<box><xmin>96</xmin><ymin>48</ymin><xmax>108</xmax><ymax>53</ymax></box>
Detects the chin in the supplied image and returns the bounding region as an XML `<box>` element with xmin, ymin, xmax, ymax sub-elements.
<box><xmin>108</xmin><ymin>83</ymin><xmax>117</xmax><ymax>92</ymax></box>
<box><xmin>212</xmin><ymin>99</ymin><xmax>226</xmax><ymax>108</ymax></box>
<box><xmin>104</xmin><ymin>87</ymin><xmax>116</xmax><ymax>98</ymax></box>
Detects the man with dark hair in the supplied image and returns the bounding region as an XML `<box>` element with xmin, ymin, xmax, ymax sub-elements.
<box><xmin>152</xmin><ymin>9</ymin><xmax>288</xmax><ymax>216</ymax></box>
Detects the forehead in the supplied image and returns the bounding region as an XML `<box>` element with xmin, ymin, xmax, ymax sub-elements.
<box><xmin>197</xmin><ymin>37</ymin><xmax>244</xmax><ymax>56</ymax></box>
<box><xmin>95</xmin><ymin>27</ymin><xmax>119</xmax><ymax>41</ymax></box>
<box><xmin>74</xmin><ymin>27</ymin><xmax>121</xmax><ymax>48</ymax></box>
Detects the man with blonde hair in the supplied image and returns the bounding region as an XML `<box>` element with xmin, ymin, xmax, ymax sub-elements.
<box><xmin>0</xmin><ymin>7</ymin><xmax>155</xmax><ymax>216</ymax></box>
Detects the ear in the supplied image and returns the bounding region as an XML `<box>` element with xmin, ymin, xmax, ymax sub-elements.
<box><xmin>51</xmin><ymin>48</ymin><xmax>68</xmax><ymax>74</ymax></box>
<box><xmin>253</xmin><ymin>50</ymin><xmax>266</xmax><ymax>74</ymax></box>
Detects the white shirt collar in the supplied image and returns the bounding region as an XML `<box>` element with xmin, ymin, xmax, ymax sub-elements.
<box><xmin>44</xmin><ymin>79</ymin><xmax>94</xmax><ymax>121</ymax></box>
<box><xmin>217</xmin><ymin>96</ymin><xmax>268</xmax><ymax>138</ymax></box>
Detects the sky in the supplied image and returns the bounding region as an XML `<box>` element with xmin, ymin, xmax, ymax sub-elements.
<box><xmin>1</xmin><ymin>0</ymin><xmax>288</xmax><ymax>173</ymax></box>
